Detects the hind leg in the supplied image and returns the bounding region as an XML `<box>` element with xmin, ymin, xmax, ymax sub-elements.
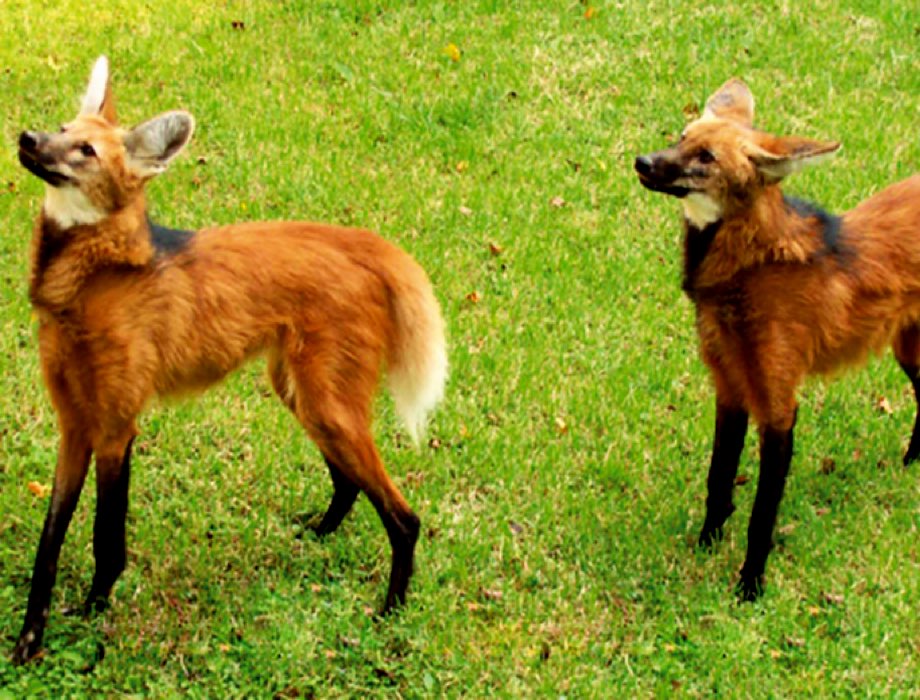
<box><xmin>272</xmin><ymin>343</ymin><xmax>420</xmax><ymax>610</ymax></box>
<box><xmin>893</xmin><ymin>324</ymin><xmax>920</xmax><ymax>464</ymax></box>
<box><xmin>269</xmin><ymin>351</ymin><xmax>360</xmax><ymax>535</ymax></box>
<box><xmin>308</xmin><ymin>416</ymin><xmax>420</xmax><ymax>611</ymax></box>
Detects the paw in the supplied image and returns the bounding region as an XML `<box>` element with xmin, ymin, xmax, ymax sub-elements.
<box><xmin>82</xmin><ymin>593</ymin><xmax>110</xmax><ymax>617</ymax></box>
<box><xmin>735</xmin><ymin>572</ymin><xmax>764</xmax><ymax>602</ymax></box>
<box><xmin>10</xmin><ymin>629</ymin><xmax>42</xmax><ymax>666</ymax></box>
<box><xmin>698</xmin><ymin>525</ymin><xmax>724</xmax><ymax>549</ymax></box>
<box><xmin>292</xmin><ymin>511</ymin><xmax>326</xmax><ymax>537</ymax></box>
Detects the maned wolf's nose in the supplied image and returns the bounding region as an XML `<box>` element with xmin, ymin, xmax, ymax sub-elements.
<box><xmin>634</xmin><ymin>155</ymin><xmax>654</xmax><ymax>177</ymax></box>
<box><xmin>19</xmin><ymin>131</ymin><xmax>39</xmax><ymax>153</ymax></box>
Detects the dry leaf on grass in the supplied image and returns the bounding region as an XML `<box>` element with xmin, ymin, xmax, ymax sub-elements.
<box><xmin>27</xmin><ymin>481</ymin><xmax>50</xmax><ymax>498</ymax></box>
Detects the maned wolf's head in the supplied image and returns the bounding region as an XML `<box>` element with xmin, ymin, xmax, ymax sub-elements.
<box><xmin>634</xmin><ymin>79</ymin><xmax>841</xmax><ymax>228</ymax></box>
<box><xmin>18</xmin><ymin>56</ymin><xmax>195</xmax><ymax>228</ymax></box>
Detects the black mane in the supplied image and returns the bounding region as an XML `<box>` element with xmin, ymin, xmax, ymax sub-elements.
<box><xmin>783</xmin><ymin>195</ymin><xmax>844</xmax><ymax>255</ymax></box>
<box><xmin>147</xmin><ymin>217</ymin><xmax>195</xmax><ymax>257</ymax></box>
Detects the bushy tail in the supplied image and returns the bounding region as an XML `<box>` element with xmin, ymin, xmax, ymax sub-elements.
<box><xmin>386</xmin><ymin>263</ymin><xmax>447</xmax><ymax>444</ymax></box>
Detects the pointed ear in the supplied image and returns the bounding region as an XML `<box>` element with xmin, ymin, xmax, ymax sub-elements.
<box><xmin>80</xmin><ymin>56</ymin><xmax>118</xmax><ymax>124</ymax></box>
<box><xmin>702</xmin><ymin>78</ymin><xmax>754</xmax><ymax>127</ymax></box>
<box><xmin>124</xmin><ymin>111</ymin><xmax>195</xmax><ymax>179</ymax></box>
<box><xmin>747</xmin><ymin>135</ymin><xmax>841</xmax><ymax>182</ymax></box>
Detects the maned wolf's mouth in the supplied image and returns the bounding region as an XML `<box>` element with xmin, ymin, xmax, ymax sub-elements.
<box><xmin>635</xmin><ymin>173</ymin><xmax>692</xmax><ymax>198</ymax></box>
<box><xmin>18</xmin><ymin>132</ymin><xmax>71</xmax><ymax>187</ymax></box>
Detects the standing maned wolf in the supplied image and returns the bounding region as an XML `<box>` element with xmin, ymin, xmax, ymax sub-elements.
<box><xmin>12</xmin><ymin>56</ymin><xmax>446</xmax><ymax>664</ymax></box>
<box><xmin>635</xmin><ymin>78</ymin><xmax>920</xmax><ymax>600</ymax></box>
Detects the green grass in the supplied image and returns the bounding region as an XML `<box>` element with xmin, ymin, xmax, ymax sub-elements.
<box><xmin>1</xmin><ymin>0</ymin><xmax>919</xmax><ymax>696</ymax></box>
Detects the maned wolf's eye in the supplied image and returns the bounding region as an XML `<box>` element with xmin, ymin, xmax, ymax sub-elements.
<box><xmin>78</xmin><ymin>143</ymin><xmax>97</xmax><ymax>158</ymax></box>
<box><xmin>697</xmin><ymin>149</ymin><xmax>715</xmax><ymax>164</ymax></box>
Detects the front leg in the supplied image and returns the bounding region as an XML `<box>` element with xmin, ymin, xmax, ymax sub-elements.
<box><xmin>698</xmin><ymin>400</ymin><xmax>749</xmax><ymax>548</ymax></box>
<box><xmin>12</xmin><ymin>429</ymin><xmax>92</xmax><ymax>665</ymax></box>
<box><xmin>737</xmin><ymin>412</ymin><xmax>797</xmax><ymax>601</ymax></box>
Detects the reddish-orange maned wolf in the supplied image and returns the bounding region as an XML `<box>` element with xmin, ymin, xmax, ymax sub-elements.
<box><xmin>12</xmin><ymin>56</ymin><xmax>447</xmax><ymax>664</ymax></box>
<box><xmin>636</xmin><ymin>79</ymin><xmax>920</xmax><ymax>601</ymax></box>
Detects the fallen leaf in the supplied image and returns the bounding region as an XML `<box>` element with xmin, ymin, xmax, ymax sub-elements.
<box><xmin>443</xmin><ymin>43</ymin><xmax>461</xmax><ymax>62</ymax></box>
<box><xmin>459</xmin><ymin>205</ymin><xmax>473</xmax><ymax>216</ymax></box>
<box><xmin>682</xmin><ymin>102</ymin><xmax>701</xmax><ymax>119</ymax></box>
<box><xmin>769</xmin><ymin>649</ymin><xmax>782</xmax><ymax>660</ymax></box>
<box><xmin>584</xmin><ymin>6</ymin><xmax>596</xmax><ymax>19</ymax></box>
<box><xmin>820</xmin><ymin>457</ymin><xmax>836</xmax><ymax>475</ymax></box>
<box><xmin>27</xmin><ymin>481</ymin><xmax>50</xmax><ymax>498</ymax></box>
<box><xmin>508</xmin><ymin>520</ymin><xmax>524</xmax><ymax>535</ymax></box>
<box><xmin>324</xmin><ymin>649</ymin><xmax>337</xmax><ymax>660</ymax></box>
<box><xmin>807</xmin><ymin>605</ymin><xmax>822</xmax><ymax>616</ymax></box>
<box><xmin>784</xmin><ymin>636</ymin><xmax>805</xmax><ymax>648</ymax></box>
<box><xmin>550</xmin><ymin>195</ymin><xmax>566</xmax><ymax>208</ymax></box>
<box><xmin>340</xmin><ymin>636</ymin><xmax>359</xmax><ymax>648</ymax></box>
<box><xmin>734</xmin><ymin>475</ymin><xmax>750</xmax><ymax>486</ymax></box>
<box><xmin>822</xmin><ymin>592</ymin><xmax>844</xmax><ymax>605</ymax></box>
<box><xmin>488</xmin><ymin>242</ymin><xmax>504</xmax><ymax>256</ymax></box>
<box><xmin>428</xmin><ymin>437</ymin><xmax>442</xmax><ymax>450</ymax></box>
<box><xmin>465</xmin><ymin>290</ymin><xmax>482</xmax><ymax>303</ymax></box>
<box><xmin>663</xmin><ymin>642</ymin><xmax>676</xmax><ymax>653</ymax></box>
<box><xmin>466</xmin><ymin>602</ymin><xmax>481</xmax><ymax>612</ymax></box>
<box><xmin>481</xmin><ymin>588</ymin><xmax>503</xmax><ymax>601</ymax></box>
<box><xmin>310</xmin><ymin>583</ymin><xmax>322</xmax><ymax>593</ymax></box>
<box><xmin>815</xmin><ymin>507</ymin><xmax>830</xmax><ymax>517</ymax></box>
<box><xmin>455</xmin><ymin>161</ymin><xmax>468</xmax><ymax>173</ymax></box>
<box><xmin>777</xmin><ymin>523</ymin><xmax>796</xmax><ymax>536</ymax></box>
<box><xmin>876</xmin><ymin>396</ymin><xmax>893</xmax><ymax>415</ymax></box>
<box><xmin>554</xmin><ymin>416</ymin><xmax>568</xmax><ymax>434</ymax></box>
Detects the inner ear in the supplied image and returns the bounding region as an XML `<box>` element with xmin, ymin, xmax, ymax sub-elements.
<box><xmin>702</xmin><ymin>78</ymin><xmax>754</xmax><ymax>127</ymax></box>
<box><xmin>124</xmin><ymin>111</ymin><xmax>195</xmax><ymax>178</ymax></box>
<box><xmin>747</xmin><ymin>135</ymin><xmax>841</xmax><ymax>182</ymax></box>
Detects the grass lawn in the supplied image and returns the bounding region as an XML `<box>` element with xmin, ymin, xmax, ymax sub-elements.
<box><xmin>1</xmin><ymin>0</ymin><xmax>919</xmax><ymax>696</ymax></box>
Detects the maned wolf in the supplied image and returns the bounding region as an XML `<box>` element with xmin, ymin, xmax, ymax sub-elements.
<box><xmin>13</xmin><ymin>56</ymin><xmax>446</xmax><ymax>663</ymax></box>
<box><xmin>636</xmin><ymin>78</ymin><xmax>920</xmax><ymax>601</ymax></box>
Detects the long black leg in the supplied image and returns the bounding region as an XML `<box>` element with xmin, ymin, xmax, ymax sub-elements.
<box><xmin>311</xmin><ymin>457</ymin><xmax>360</xmax><ymax>537</ymax></box>
<box><xmin>698</xmin><ymin>402</ymin><xmax>749</xmax><ymax>547</ymax></box>
<box><xmin>369</xmin><ymin>496</ymin><xmax>420</xmax><ymax>613</ymax></box>
<box><xmin>898</xmin><ymin>361</ymin><xmax>920</xmax><ymax>465</ymax></box>
<box><xmin>12</xmin><ymin>432</ymin><xmax>92</xmax><ymax>665</ymax></box>
<box><xmin>737</xmin><ymin>419</ymin><xmax>796</xmax><ymax>601</ymax></box>
<box><xmin>893</xmin><ymin>325</ymin><xmax>920</xmax><ymax>464</ymax></box>
<box><xmin>83</xmin><ymin>437</ymin><xmax>134</xmax><ymax>614</ymax></box>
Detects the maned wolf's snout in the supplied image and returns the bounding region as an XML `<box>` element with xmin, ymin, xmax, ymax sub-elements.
<box><xmin>18</xmin><ymin>130</ymin><xmax>70</xmax><ymax>187</ymax></box>
<box><xmin>634</xmin><ymin>150</ymin><xmax>690</xmax><ymax>198</ymax></box>
<box><xmin>19</xmin><ymin>131</ymin><xmax>41</xmax><ymax>154</ymax></box>
<box><xmin>634</xmin><ymin>154</ymin><xmax>654</xmax><ymax>177</ymax></box>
